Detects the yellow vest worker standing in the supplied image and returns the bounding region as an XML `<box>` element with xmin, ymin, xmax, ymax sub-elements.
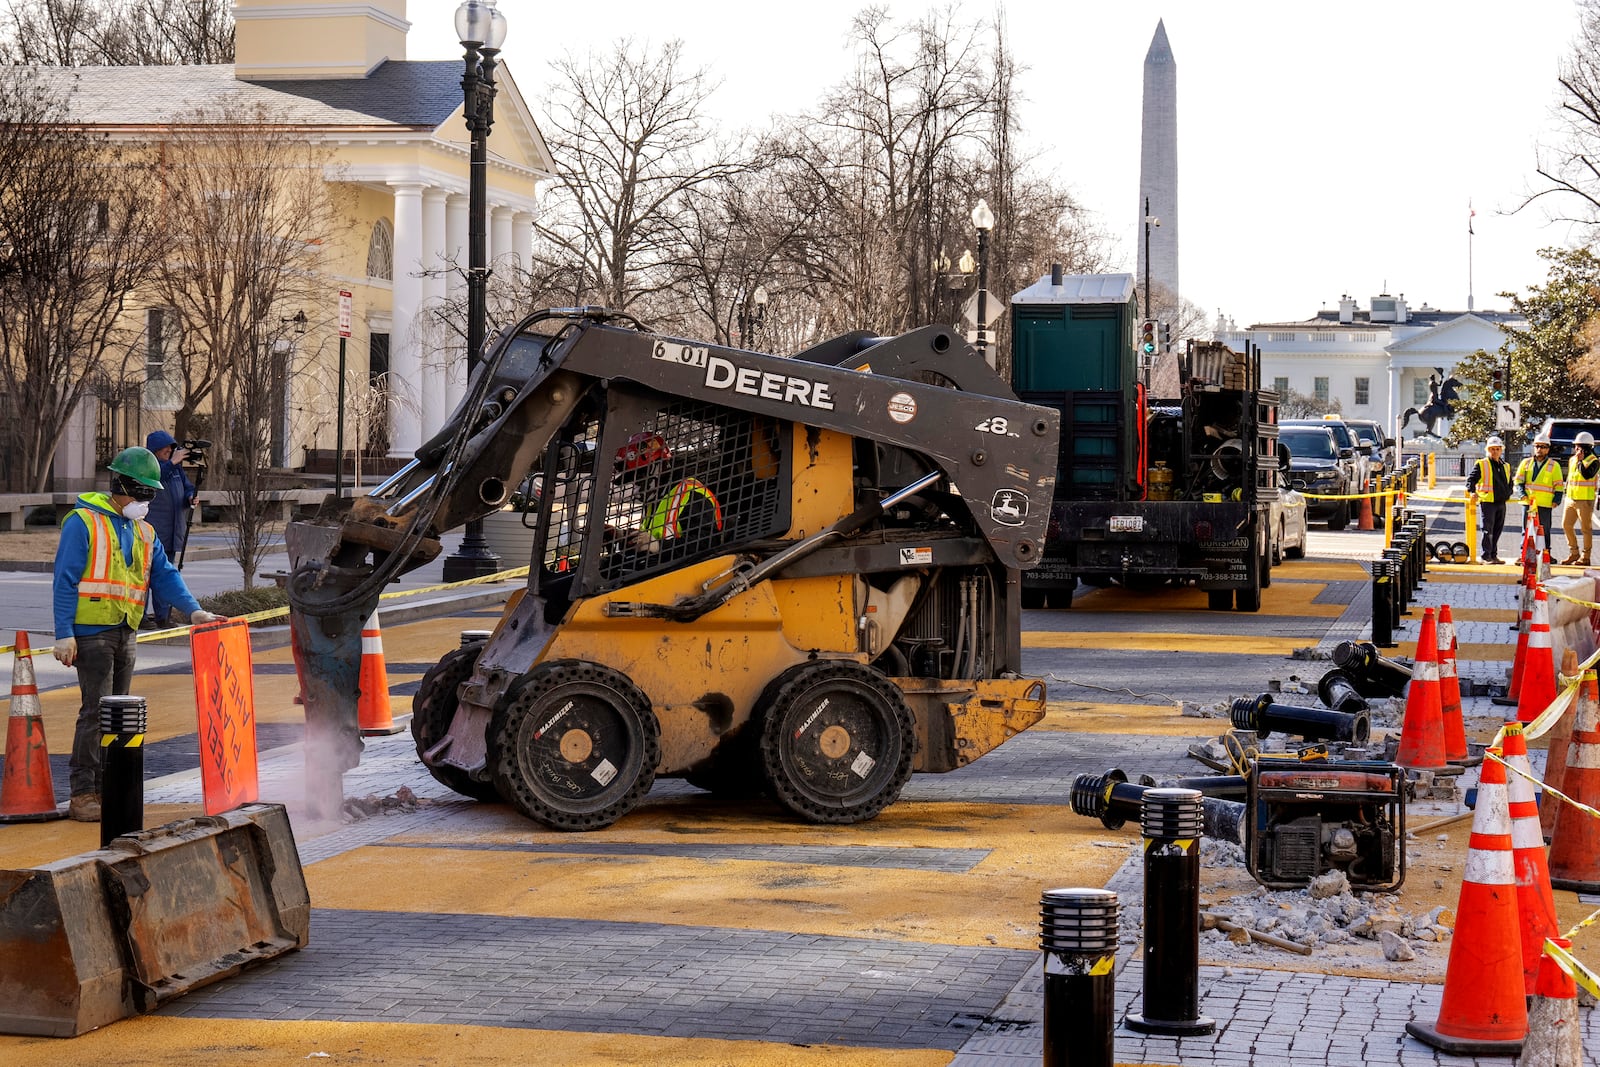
<box><xmin>50</xmin><ymin>446</ymin><xmax>222</xmax><ymax>821</ymax></box>
<box><xmin>1562</xmin><ymin>431</ymin><xmax>1600</xmax><ymax>565</ymax></box>
<box><xmin>1515</xmin><ymin>434</ymin><xmax>1565</xmax><ymax>554</ymax></box>
<box><xmin>1466</xmin><ymin>436</ymin><xmax>1514</xmax><ymax>564</ymax></box>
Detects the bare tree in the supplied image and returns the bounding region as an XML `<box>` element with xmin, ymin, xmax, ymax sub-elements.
<box><xmin>0</xmin><ymin>0</ymin><xmax>233</xmax><ymax>65</ymax></box>
<box><xmin>535</xmin><ymin>38</ymin><xmax>750</xmax><ymax>317</ymax></box>
<box><xmin>150</xmin><ymin>103</ymin><xmax>349</xmax><ymax>586</ymax></box>
<box><xmin>0</xmin><ymin>68</ymin><xmax>169</xmax><ymax>490</ymax></box>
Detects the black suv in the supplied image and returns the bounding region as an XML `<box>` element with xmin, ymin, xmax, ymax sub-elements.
<box><xmin>1282</xmin><ymin>418</ymin><xmax>1368</xmax><ymax>493</ymax></box>
<box><xmin>1279</xmin><ymin>424</ymin><xmax>1352</xmax><ymax>529</ymax></box>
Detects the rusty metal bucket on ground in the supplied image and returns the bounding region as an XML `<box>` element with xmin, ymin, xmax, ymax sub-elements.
<box><xmin>0</xmin><ymin>803</ymin><xmax>308</xmax><ymax>1037</ymax></box>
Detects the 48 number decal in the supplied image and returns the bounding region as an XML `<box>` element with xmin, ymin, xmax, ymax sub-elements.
<box><xmin>974</xmin><ymin>416</ymin><xmax>1017</xmax><ymax>437</ymax></box>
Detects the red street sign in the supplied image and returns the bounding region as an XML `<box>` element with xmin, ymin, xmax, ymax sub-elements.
<box><xmin>338</xmin><ymin>290</ymin><xmax>353</xmax><ymax>338</ymax></box>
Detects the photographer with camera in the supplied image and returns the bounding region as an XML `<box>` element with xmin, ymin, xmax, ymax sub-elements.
<box><xmin>143</xmin><ymin>430</ymin><xmax>199</xmax><ymax>627</ymax></box>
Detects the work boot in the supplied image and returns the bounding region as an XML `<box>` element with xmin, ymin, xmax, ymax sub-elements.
<box><xmin>68</xmin><ymin>794</ymin><xmax>101</xmax><ymax>822</ymax></box>
<box><xmin>1561</xmin><ymin>553</ymin><xmax>1580</xmax><ymax>565</ymax></box>
<box><xmin>1582</xmin><ymin>556</ymin><xmax>1593</xmax><ymax>567</ymax></box>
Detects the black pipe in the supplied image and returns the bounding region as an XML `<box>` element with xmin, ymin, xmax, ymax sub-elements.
<box><xmin>1071</xmin><ymin>769</ymin><xmax>1245</xmax><ymax>844</ymax></box>
<box><xmin>99</xmin><ymin>695</ymin><xmax>146</xmax><ymax>847</ymax></box>
<box><xmin>1332</xmin><ymin>640</ymin><xmax>1411</xmax><ymax>696</ymax></box>
<box><xmin>1123</xmin><ymin>788</ymin><xmax>1216</xmax><ymax>1036</ymax></box>
<box><xmin>1316</xmin><ymin>669</ymin><xmax>1370</xmax><ymax>716</ymax></box>
<box><xmin>1135</xmin><ymin>772</ymin><xmax>1248</xmax><ymax>801</ymax></box>
<box><xmin>1231</xmin><ymin>693</ymin><xmax>1370</xmax><ymax>744</ymax></box>
<box><xmin>1041</xmin><ymin>887</ymin><xmax>1118</xmax><ymax>1067</ymax></box>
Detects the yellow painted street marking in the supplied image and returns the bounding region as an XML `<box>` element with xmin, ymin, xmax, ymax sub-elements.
<box><xmin>1024</xmin><ymin>631</ymin><xmax>1311</xmax><ymax>656</ymax></box>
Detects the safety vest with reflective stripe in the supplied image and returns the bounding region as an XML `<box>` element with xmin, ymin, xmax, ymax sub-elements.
<box><xmin>645</xmin><ymin>479</ymin><xmax>723</xmax><ymax>540</ymax></box>
<box><xmin>1474</xmin><ymin>457</ymin><xmax>1513</xmax><ymax>503</ymax></box>
<box><xmin>1517</xmin><ymin>456</ymin><xmax>1565</xmax><ymax>508</ymax></box>
<box><xmin>71</xmin><ymin>505</ymin><xmax>154</xmax><ymax>629</ymax></box>
<box><xmin>1568</xmin><ymin>453</ymin><xmax>1599</xmax><ymax>501</ymax></box>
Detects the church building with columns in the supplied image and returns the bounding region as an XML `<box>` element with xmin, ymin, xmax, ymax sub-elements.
<box><xmin>44</xmin><ymin>0</ymin><xmax>551</xmax><ymax>488</ymax></box>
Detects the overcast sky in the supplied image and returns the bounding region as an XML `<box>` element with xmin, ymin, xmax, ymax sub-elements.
<box><xmin>406</xmin><ymin>0</ymin><xmax>1589</xmax><ymax>330</ymax></box>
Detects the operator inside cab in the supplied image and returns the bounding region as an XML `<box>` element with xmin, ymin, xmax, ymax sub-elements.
<box><xmin>610</xmin><ymin>430</ymin><xmax>723</xmax><ymax>556</ymax></box>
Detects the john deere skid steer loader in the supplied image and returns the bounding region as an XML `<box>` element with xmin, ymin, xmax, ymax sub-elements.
<box><xmin>286</xmin><ymin>308</ymin><xmax>1060</xmax><ymax>830</ymax></box>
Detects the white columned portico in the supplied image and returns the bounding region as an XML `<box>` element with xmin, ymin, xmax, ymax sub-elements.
<box><xmin>512</xmin><ymin>211</ymin><xmax>534</xmax><ymax>271</ymax></box>
<box><xmin>1386</xmin><ymin>362</ymin><xmax>1404</xmax><ymax>450</ymax></box>
<box><xmin>445</xmin><ymin>193</ymin><xmax>469</xmax><ymax>413</ymax></box>
<box><xmin>388</xmin><ymin>180</ymin><xmax>425</xmax><ymax>457</ymax></box>
<box><xmin>421</xmin><ymin>187</ymin><xmax>448</xmax><ymax>437</ymax></box>
<box><xmin>491</xmin><ymin>205</ymin><xmax>515</xmax><ymax>268</ymax></box>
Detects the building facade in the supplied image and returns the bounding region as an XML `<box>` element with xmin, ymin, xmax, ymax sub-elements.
<box><xmin>41</xmin><ymin>0</ymin><xmax>552</xmax><ymax>489</ymax></box>
<box><xmin>1215</xmin><ymin>293</ymin><xmax>1521</xmax><ymax>446</ymax></box>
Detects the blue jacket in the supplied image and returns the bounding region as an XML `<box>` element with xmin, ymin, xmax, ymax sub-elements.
<box><xmin>54</xmin><ymin>493</ymin><xmax>201</xmax><ymax>639</ymax></box>
<box><xmin>147</xmin><ymin>455</ymin><xmax>196</xmax><ymax>555</ymax></box>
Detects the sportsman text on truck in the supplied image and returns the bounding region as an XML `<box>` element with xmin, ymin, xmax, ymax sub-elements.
<box><xmin>1008</xmin><ymin>269</ymin><xmax>1281</xmax><ymax>612</ymax></box>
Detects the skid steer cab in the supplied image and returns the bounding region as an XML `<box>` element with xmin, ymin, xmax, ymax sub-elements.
<box><xmin>287</xmin><ymin>308</ymin><xmax>1061</xmax><ymax>830</ymax></box>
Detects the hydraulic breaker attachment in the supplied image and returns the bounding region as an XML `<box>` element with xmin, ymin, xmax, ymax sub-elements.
<box><xmin>0</xmin><ymin>803</ymin><xmax>308</xmax><ymax>1037</ymax></box>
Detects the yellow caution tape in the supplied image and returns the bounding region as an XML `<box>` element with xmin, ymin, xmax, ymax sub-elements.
<box><xmin>1541</xmin><ymin>582</ymin><xmax>1600</xmax><ymax>611</ymax></box>
<box><xmin>1545</xmin><ymin>938</ymin><xmax>1600</xmax><ymax>1000</ymax></box>
<box><xmin>0</xmin><ymin>564</ymin><xmax>531</xmax><ymax>659</ymax></box>
<box><xmin>1486</xmin><ymin>748</ymin><xmax>1600</xmax><ymax>824</ymax></box>
<box><xmin>1563</xmin><ymin>906</ymin><xmax>1600</xmax><ymax>940</ymax></box>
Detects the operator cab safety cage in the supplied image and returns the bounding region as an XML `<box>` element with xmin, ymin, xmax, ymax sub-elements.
<box><xmin>529</xmin><ymin>388</ymin><xmax>792</xmax><ymax>598</ymax></box>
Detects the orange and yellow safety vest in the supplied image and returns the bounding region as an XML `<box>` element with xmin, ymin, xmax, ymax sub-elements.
<box><xmin>69</xmin><ymin>501</ymin><xmax>154</xmax><ymax>629</ymax></box>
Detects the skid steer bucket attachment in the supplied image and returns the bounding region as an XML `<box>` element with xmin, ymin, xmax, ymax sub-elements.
<box><xmin>0</xmin><ymin>803</ymin><xmax>308</xmax><ymax>1037</ymax></box>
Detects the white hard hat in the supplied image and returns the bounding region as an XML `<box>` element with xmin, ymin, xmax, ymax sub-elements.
<box><xmin>1486</xmin><ymin>436</ymin><xmax>1504</xmax><ymax>448</ymax></box>
<box><xmin>1577</xmin><ymin>432</ymin><xmax>1596</xmax><ymax>446</ymax></box>
<box><xmin>1535</xmin><ymin>433</ymin><xmax>1552</xmax><ymax>445</ymax></box>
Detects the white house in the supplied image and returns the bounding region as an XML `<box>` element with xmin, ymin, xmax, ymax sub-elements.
<box><xmin>1214</xmin><ymin>293</ymin><xmax>1521</xmax><ymax>445</ymax></box>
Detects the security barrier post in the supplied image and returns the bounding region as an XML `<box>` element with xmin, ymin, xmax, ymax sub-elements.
<box><xmin>1123</xmin><ymin>788</ymin><xmax>1215</xmax><ymax>1036</ymax></box>
<box><xmin>1041</xmin><ymin>888</ymin><xmax>1118</xmax><ymax>1067</ymax></box>
<box><xmin>98</xmin><ymin>695</ymin><xmax>146</xmax><ymax>847</ymax></box>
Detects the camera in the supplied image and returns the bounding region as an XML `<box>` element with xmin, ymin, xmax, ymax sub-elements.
<box><xmin>179</xmin><ymin>438</ymin><xmax>210</xmax><ymax>465</ymax></box>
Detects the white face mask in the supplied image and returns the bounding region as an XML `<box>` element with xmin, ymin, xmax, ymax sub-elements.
<box><xmin>121</xmin><ymin>500</ymin><xmax>150</xmax><ymax>521</ymax></box>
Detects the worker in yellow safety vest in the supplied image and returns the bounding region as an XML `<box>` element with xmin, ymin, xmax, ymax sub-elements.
<box><xmin>1466</xmin><ymin>436</ymin><xmax>1514</xmax><ymax>564</ymax></box>
<box><xmin>1515</xmin><ymin>433</ymin><xmax>1565</xmax><ymax>555</ymax></box>
<box><xmin>50</xmin><ymin>446</ymin><xmax>222</xmax><ymax>821</ymax></box>
<box><xmin>1562</xmin><ymin>430</ymin><xmax>1600</xmax><ymax>565</ymax></box>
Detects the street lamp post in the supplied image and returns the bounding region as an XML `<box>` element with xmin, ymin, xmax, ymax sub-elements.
<box><xmin>737</xmin><ymin>285</ymin><xmax>768</xmax><ymax>349</ymax></box>
<box><xmin>1143</xmin><ymin>196</ymin><xmax>1160</xmax><ymax>319</ymax></box>
<box><xmin>971</xmin><ymin>199</ymin><xmax>994</xmax><ymax>366</ymax></box>
<box><xmin>442</xmin><ymin>0</ymin><xmax>509</xmax><ymax>584</ymax></box>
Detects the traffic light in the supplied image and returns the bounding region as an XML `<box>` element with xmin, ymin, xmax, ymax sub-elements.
<box><xmin>1491</xmin><ymin>366</ymin><xmax>1505</xmax><ymax>401</ymax></box>
<box><xmin>1140</xmin><ymin>319</ymin><xmax>1157</xmax><ymax>355</ymax></box>
<box><xmin>1158</xmin><ymin>321</ymin><xmax>1172</xmax><ymax>351</ymax></box>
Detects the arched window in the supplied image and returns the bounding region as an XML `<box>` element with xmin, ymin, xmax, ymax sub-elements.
<box><xmin>366</xmin><ymin>218</ymin><xmax>394</xmax><ymax>281</ymax></box>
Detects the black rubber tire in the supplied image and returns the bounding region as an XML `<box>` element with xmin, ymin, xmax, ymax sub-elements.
<box><xmin>411</xmin><ymin>647</ymin><xmax>501</xmax><ymax>802</ymax></box>
<box><xmin>1285</xmin><ymin>536</ymin><xmax>1306</xmax><ymax>560</ymax></box>
<box><xmin>1272</xmin><ymin>520</ymin><xmax>1284</xmax><ymax>565</ymax></box>
<box><xmin>1236</xmin><ymin>553</ymin><xmax>1266</xmax><ymax>611</ymax></box>
<box><xmin>1261</xmin><ymin>543</ymin><xmax>1273</xmax><ymax>590</ymax></box>
<box><xmin>1327</xmin><ymin>501</ymin><xmax>1350</xmax><ymax>531</ymax></box>
<box><xmin>757</xmin><ymin>661</ymin><xmax>914</xmax><ymax>824</ymax></box>
<box><xmin>490</xmin><ymin>660</ymin><xmax>660</xmax><ymax>831</ymax></box>
<box><xmin>1207</xmin><ymin>589</ymin><xmax>1233</xmax><ymax>611</ymax></box>
<box><xmin>1020</xmin><ymin>587</ymin><xmax>1048</xmax><ymax>610</ymax></box>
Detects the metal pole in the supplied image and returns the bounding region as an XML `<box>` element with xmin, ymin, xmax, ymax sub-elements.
<box><xmin>442</xmin><ymin>41</ymin><xmax>502</xmax><ymax>583</ymax></box>
<box><xmin>99</xmin><ymin>695</ymin><xmax>146</xmax><ymax>847</ymax></box>
<box><xmin>1123</xmin><ymin>788</ymin><xmax>1215</xmax><ymax>1036</ymax></box>
<box><xmin>335</xmin><ymin>335</ymin><xmax>347</xmax><ymax>498</ymax></box>
<box><xmin>1041</xmin><ymin>887</ymin><xmax>1118</xmax><ymax>1067</ymax></box>
<box><xmin>1143</xmin><ymin>196</ymin><xmax>1152</xmax><ymax>319</ymax></box>
<box><xmin>975</xmin><ymin>228</ymin><xmax>990</xmax><ymax>365</ymax></box>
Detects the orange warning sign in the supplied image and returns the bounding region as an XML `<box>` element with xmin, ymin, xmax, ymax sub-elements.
<box><xmin>191</xmin><ymin>618</ymin><xmax>259</xmax><ymax>815</ymax></box>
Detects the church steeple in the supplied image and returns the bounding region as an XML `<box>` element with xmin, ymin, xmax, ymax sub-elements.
<box><xmin>232</xmin><ymin>0</ymin><xmax>410</xmax><ymax>80</ymax></box>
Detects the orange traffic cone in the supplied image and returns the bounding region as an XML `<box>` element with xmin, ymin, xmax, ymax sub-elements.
<box><xmin>1515</xmin><ymin>589</ymin><xmax>1558</xmax><ymax>725</ymax></box>
<box><xmin>1497</xmin><ymin>568</ymin><xmax>1536</xmax><ymax>708</ymax></box>
<box><xmin>1541</xmin><ymin>648</ymin><xmax>1581</xmax><ymax>840</ymax></box>
<box><xmin>1521</xmin><ymin>938</ymin><xmax>1583</xmax><ymax>1067</ymax></box>
<box><xmin>1396</xmin><ymin>607</ymin><xmax>1447</xmax><ymax>770</ymax></box>
<box><xmin>1550</xmin><ymin>668</ymin><xmax>1600</xmax><ymax>892</ymax></box>
<box><xmin>1501</xmin><ymin>722</ymin><xmax>1559</xmax><ymax>996</ymax></box>
<box><xmin>1436</xmin><ymin>604</ymin><xmax>1468</xmax><ymax>763</ymax></box>
<box><xmin>0</xmin><ymin>631</ymin><xmax>64</xmax><ymax>822</ymax></box>
<box><xmin>1405</xmin><ymin>747</ymin><xmax>1527</xmax><ymax>1054</ymax></box>
<box><xmin>1358</xmin><ymin>491</ymin><xmax>1374</xmax><ymax>531</ymax></box>
<box><xmin>358</xmin><ymin>610</ymin><xmax>404</xmax><ymax>736</ymax></box>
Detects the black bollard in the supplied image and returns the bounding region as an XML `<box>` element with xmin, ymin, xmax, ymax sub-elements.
<box><xmin>1123</xmin><ymin>788</ymin><xmax>1215</xmax><ymax>1036</ymax></box>
<box><xmin>1332</xmin><ymin>640</ymin><xmax>1412</xmax><ymax>696</ymax></box>
<box><xmin>1371</xmin><ymin>561</ymin><xmax>1395</xmax><ymax>648</ymax></box>
<box><xmin>99</xmin><ymin>694</ymin><xmax>146</xmax><ymax>847</ymax></box>
<box><xmin>1316</xmin><ymin>668</ymin><xmax>1370</xmax><ymax>716</ymax></box>
<box><xmin>1071</xmin><ymin>768</ymin><xmax>1245</xmax><ymax>844</ymax></box>
<box><xmin>1231</xmin><ymin>693</ymin><xmax>1370</xmax><ymax>744</ymax></box>
<box><xmin>1041</xmin><ymin>887</ymin><xmax>1119</xmax><ymax>1067</ymax></box>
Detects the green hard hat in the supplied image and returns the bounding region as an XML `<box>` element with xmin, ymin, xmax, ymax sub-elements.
<box><xmin>108</xmin><ymin>446</ymin><xmax>162</xmax><ymax>489</ymax></box>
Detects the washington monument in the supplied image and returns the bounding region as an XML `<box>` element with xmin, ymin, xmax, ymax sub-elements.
<box><xmin>1138</xmin><ymin>20</ymin><xmax>1178</xmax><ymax>313</ymax></box>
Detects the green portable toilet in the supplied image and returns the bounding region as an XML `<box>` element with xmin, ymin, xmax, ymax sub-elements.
<box><xmin>1010</xmin><ymin>270</ymin><xmax>1139</xmax><ymax>499</ymax></box>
